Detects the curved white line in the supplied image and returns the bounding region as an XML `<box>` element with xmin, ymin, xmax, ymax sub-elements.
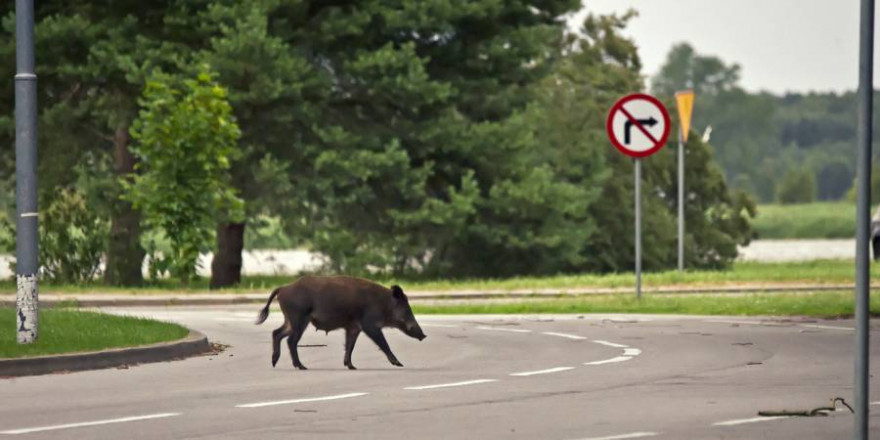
<box><xmin>584</xmin><ymin>356</ymin><xmax>632</xmax><ymax>366</ymax></box>
<box><xmin>510</xmin><ymin>367</ymin><xmax>575</xmax><ymax>377</ymax></box>
<box><xmin>593</xmin><ymin>340</ymin><xmax>629</xmax><ymax>348</ymax></box>
<box><xmin>477</xmin><ymin>326</ymin><xmax>532</xmax><ymax>333</ymax></box>
<box><xmin>542</xmin><ymin>331</ymin><xmax>587</xmax><ymax>340</ymax></box>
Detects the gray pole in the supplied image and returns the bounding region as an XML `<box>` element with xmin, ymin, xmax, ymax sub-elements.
<box><xmin>15</xmin><ymin>0</ymin><xmax>39</xmax><ymax>344</ymax></box>
<box><xmin>854</xmin><ymin>0</ymin><xmax>874</xmax><ymax>437</ymax></box>
<box><xmin>635</xmin><ymin>159</ymin><xmax>642</xmax><ymax>300</ymax></box>
<box><xmin>677</xmin><ymin>126</ymin><xmax>684</xmax><ymax>271</ymax></box>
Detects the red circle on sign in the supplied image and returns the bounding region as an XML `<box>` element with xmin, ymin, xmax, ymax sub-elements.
<box><xmin>606</xmin><ymin>93</ymin><xmax>671</xmax><ymax>158</ymax></box>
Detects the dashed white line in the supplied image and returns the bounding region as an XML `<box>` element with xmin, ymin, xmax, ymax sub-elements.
<box><xmin>871</xmin><ymin>401</ymin><xmax>880</xmax><ymax>406</ymax></box>
<box><xmin>542</xmin><ymin>331</ymin><xmax>587</xmax><ymax>340</ymax></box>
<box><xmin>510</xmin><ymin>366</ymin><xmax>575</xmax><ymax>377</ymax></box>
<box><xmin>712</xmin><ymin>416</ymin><xmax>789</xmax><ymax>426</ymax></box>
<box><xmin>799</xmin><ymin>324</ymin><xmax>853</xmax><ymax>331</ymax></box>
<box><xmin>593</xmin><ymin>340</ymin><xmax>629</xmax><ymax>348</ymax></box>
<box><xmin>236</xmin><ymin>392</ymin><xmax>368</xmax><ymax>408</ymax></box>
<box><xmin>584</xmin><ymin>356</ymin><xmax>632</xmax><ymax>366</ymax></box>
<box><xmin>0</xmin><ymin>413</ymin><xmax>180</xmax><ymax>435</ymax></box>
<box><xmin>623</xmin><ymin>348</ymin><xmax>642</xmax><ymax>356</ymax></box>
<box><xmin>404</xmin><ymin>379</ymin><xmax>497</xmax><ymax>390</ymax></box>
<box><xmin>476</xmin><ymin>326</ymin><xmax>532</xmax><ymax>333</ymax></box>
<box><xmin>575</xmin><ymin>432</ymin><xmax>659</xmax><ymax>440</ymax></box>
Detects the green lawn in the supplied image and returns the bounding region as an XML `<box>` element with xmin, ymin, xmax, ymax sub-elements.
<box><xmin>753</xmin><ymin>202</ymin><xmax>854</xmax><ymax>239</ymax></box>
<box><xmin>0</xmin><ymin>260</ymin><xmax>874</xmax><ymax>295</ymax></box>
<box><xmin>413</xmin><ymin>291</ymin><xmax>880</xmax><ymax>317</ymax></box>
<box><xmin>0</xmin><ymin>308</ymin><xmax>189</xmax><ymax>359</ymax></box>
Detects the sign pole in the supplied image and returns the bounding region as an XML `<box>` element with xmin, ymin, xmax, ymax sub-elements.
<box><xmin>15</xmin><ymin>0</ymin><xmax>39</xmax><ymax>344</ymax></box>
<box><xmin>854</xmin><ymin>0</ymin><xmax>873</xmax><ymax>436</ymax></box>
<box><xmin>606</xmin><ymin>93</ymin><xmax>671</xmax><ymax>301</ymax></box>
<box><xmin>635</xmin><ymin>159</ymin><xmax>642</xmax><ymax>300</ymax></box>
<box><xmin>674</xmin><ymin>90</ymin><xmax>694</xmax><ymax>271</ymax></box>
<box><xmin>677</xmin><ymin>126</ymin><xmax>684</xmax><ymax>271</ymax></box>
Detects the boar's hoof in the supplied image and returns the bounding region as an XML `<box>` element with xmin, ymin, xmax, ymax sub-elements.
<box><xmin>271</xmin><ymin>355</ymin><xmax>280</xmax><ymax>368</ymax></box>
<box><xmin>294</xmin><ymin>364</ymin><xmax>308</xmax><ymax>370</ymax></box>
<box><xmin>391</xmin><ymin>359</ymin><xmax>404</xmax><ymax>367</ymax></box>
<box><xmin>346</xmin><ymin>364</ymin><xmax>357</xmax><ymax>370</ymax></box>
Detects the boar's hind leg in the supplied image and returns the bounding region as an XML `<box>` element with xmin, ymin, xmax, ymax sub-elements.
<box><xmin>287</xmin><ymin>315</ymin><xmax>311</xmax><ymax>370</ymax></box>
<box><xmin>362</xmin><ymin>323</ymin><xmax>403</xmax><ymax>367</ymax></box>
<box><xmin>344</xmin><ymin>324</ymin><xmax>361</xmax><ymax>370</ymax></box>
<box><xmin>271</xmin><ymin>324</ymin><xmax>291</xmax><ymax>367</ymax></box>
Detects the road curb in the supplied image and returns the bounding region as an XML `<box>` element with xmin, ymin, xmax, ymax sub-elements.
<box><xmin>0</xmin><ymin>330</ymin><xmax>210</xmax><ymax>378</ymax></box>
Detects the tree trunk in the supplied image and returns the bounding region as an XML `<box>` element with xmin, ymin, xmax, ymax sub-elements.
<box><xmin>210</xmin><ymin>222</ymin><xmax>245</xmax><ymax>289</ymax></box>
<box><xmin>104</xmin><ymin>126</ymin><xmax>145</xmax><ymax>286</ymax></box>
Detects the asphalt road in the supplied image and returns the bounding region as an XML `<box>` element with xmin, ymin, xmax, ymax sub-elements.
<box><xmin>1</xmin><ymin>307</ymin><xmax>878</xmax><ymax>439</ymax></box>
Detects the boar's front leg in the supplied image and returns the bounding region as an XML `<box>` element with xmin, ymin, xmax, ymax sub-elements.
<box><xmin>344</xmin><ymin>323</ymin><xmax>361</xmax><ymax>370</ymax></box>
<box><xmin>361</xmin><ymin>322</ymin><xmax>403</xmax><ymax>367</ymax></box>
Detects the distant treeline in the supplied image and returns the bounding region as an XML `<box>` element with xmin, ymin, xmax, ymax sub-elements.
<box><xmin>652</xmin><ymin>43</ymin><xmax>871</xmax><ymax>204</ymax></box>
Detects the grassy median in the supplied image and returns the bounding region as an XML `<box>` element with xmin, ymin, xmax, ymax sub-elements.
<box><xmin>0</xmin><ymin>260</ymin><xmax>875</xmax><ymax>295</ymax></box>
<box><xmin>412</xmin><ymin>291</ymin><xmax>880</xmax><ymax>317</ymax></box>
<box><xmin>0</xmin><ymin>308</ymin><xmax>189</xmax><ymax>359</ymax></box>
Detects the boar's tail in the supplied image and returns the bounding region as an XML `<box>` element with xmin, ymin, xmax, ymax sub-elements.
<box><xmin>255</xmin><ymin>288</ymin><xmax>280</xmax><ymax>325</ymax></box>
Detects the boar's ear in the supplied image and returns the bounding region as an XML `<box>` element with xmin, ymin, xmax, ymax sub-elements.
<box><xmin>391</xmin><ymin>285</ymin><xmax>405</xmax><ymax>299</ymax></box>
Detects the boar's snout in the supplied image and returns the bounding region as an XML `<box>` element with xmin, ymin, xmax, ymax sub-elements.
<box><xmin>405</xmin><ymin>321</ymin><xmax>427</xmax><ymax>341</ymax></box>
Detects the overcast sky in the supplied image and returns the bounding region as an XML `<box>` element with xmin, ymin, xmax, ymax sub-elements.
<box><xmin>570</xmin><ymin>0</ymin><xmax>868</xmax><ymax>94</ymax></box>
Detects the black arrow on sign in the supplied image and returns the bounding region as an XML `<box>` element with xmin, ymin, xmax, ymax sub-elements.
<box><xmin>624</xmin><ymin>117</ymin><xmax>658</xmax><ymax>145</ymax></box>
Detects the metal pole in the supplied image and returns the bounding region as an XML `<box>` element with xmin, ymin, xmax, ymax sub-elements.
<box><xmin>677</xmin><ymin>126</ymin><xmax>684</xmax><ymax>271</ymax></box>
<box><xmin>854</xmin><ymin>0</ymin><xmax>874</xmax><ymax>436</ymax></box>
<box><xmin>15</xmin><ymin>0</ymin><xmax>39</xmax><ymax>344</ymax></box>
<box><xmin>635</xmin><ymin>158</ymin><xmax>642</xmax><ymax>300</ymax></box>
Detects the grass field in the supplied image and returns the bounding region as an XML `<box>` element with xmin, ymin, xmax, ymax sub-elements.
<box><xmin>413</xmin><ymin>291</ymin><xmax>880</xmax><ymax>317</ymax></box>
<box><xmin>0</xmin><ymin>260</ymin><xmax>874</xmax><ymax>295</ymax></box>
<box><xmin>0</xmin><ymin>309</ymin><xmax>189</xmax><ymax>359</ymax></box>
<box><xmin>753</xmin><ymin>202</ymin><xmax>854</xmax><ymax>239</ymax></box>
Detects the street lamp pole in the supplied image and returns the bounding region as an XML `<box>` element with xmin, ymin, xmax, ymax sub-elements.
<box><xmin>854</xmin><ymin>0</ymin><xmax>874</xmax><ymax>437</ymax></box>
<box><xmin>15</xmin><ymin>0</ymin><xmax>39</xmax><ymax>344</ymax></box>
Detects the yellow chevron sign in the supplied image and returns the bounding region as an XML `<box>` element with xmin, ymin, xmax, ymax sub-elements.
<box><xmin>675</xmin><ymin>90</ymin><xmax>695</xmax><ymax>142</ymax></box>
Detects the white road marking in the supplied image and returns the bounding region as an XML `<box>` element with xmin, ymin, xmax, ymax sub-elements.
<box><xmin>542</xmin><ymin>331</ymin><xmax>587</xmax><ymax>340</ymax></box>
<box><xmin>476</xmin><ymin>326</ymin><xmax>532</xmax><ymax>333</ymax></box>
<box><xmin>584</xmin><ymin>356</ymin><xmax>632</xmax><ymax>366</ymax></box>
<box><xmin>575</xmin><ymin>432</ymin><xmax>659</xmax><ymax>440</ymax></box>
<box><xmin>712</xmin><ymin>416</ymin><xmax>789</xmax><ymax>426</ymax></box>
<box><xmin>0</xmin><ymin>413</ymin><xmax>180</xmax><ymax>435</ymax></box>
<box><xmin>420</xmin><ymin>323</ymin><xmax>459</xmax><ymax>328</ymax></box>
<box><xmin>404</xmin><ymin>379</ymin><xmax>497</xmax><ymax>390</ymax></box>
<box><xmin>593</xmin><ymin>340</ymin><xmax>629</xmax><ymax>348</ymax></box>
<box><xmin>214</xmin><ymin>317</ymin><xmax>254</xmax><ymax>322</ymax></box>
<box><xmin>871</xmin><ymin>401</ymin><xmax>880</xmax><ymax>406</ymax></box>
<box><xmin>510</xmin><ymin>366</ymin><xmax>575</xmax><ymax>377</ymax></box>
<box><xmin>623</xmin><ymin>348</ymin><xmax>642</xmax><ymax>356</ymax></box>
<box><xmin>799</xmin><ymin>324</ymin><xmax>853</xmax><ymax>331</ymax></box>
<box><xmin>236</xmin><ymin>392</ymin><xmax>368</xmax><ymax>408</ymax></box>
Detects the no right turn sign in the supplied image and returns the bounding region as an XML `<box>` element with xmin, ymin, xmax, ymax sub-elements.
<box><xmin>606</xmin><ymin>93</ymin><xmax>671</xmax><ymax>158</ymax></box>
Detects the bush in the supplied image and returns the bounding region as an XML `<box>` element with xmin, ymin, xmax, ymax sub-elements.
<box><xmin>0</xmin><ymin>188</ymin><xmax>107</xmax><ymax>282</ymax></box>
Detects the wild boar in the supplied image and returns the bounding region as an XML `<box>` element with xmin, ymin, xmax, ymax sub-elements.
<box><xmin>255</xmin><ymin>276</ymin><xmax>426</xmax><ymax>370</ymax></box>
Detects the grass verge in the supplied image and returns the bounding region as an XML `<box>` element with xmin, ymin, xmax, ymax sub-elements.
<box><xmin>0</xmin><ymin>308</ymin><xmax>189</xmax><ymax>359</ymax></box>
<box><xmin>0</xmin><ymin>260</ymin><xmax>874</xmax><ymax>295</ymax></box>
<box><xmin>753</xmin><ymin>202</ymin><xmax>854</xmax><ymax>239</ymax></box>
<box><xmin>412</xmin><ymin>291</ymin><xmax>880</xmax><ymax>317</ymax></box>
